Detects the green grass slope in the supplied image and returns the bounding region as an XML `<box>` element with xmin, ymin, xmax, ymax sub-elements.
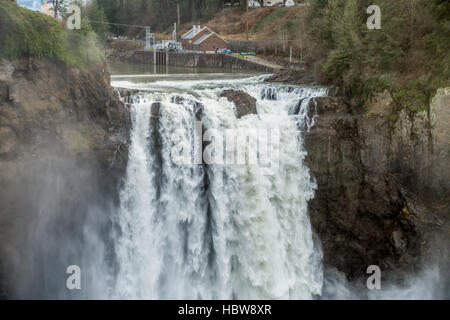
<box><xmin>0</xmin><ymin>1</ymin><xmax>103</xmax><ymax>66</ymax></box>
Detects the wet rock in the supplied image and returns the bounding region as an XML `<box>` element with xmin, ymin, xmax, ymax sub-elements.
<box><xmin>0</xmin><ymin>57</ymin><xmax>131</xmax><ymax>197</ymax></box>
<box><xmin>430</xmin><ymin>88</ymin><xmax>450</xmax><ymax>197</ymax></box>
<box><xmin>0</xmin><ymin>82</ymin><xmax>8</xmax><ymax>102</ymax></box>
<box><xmin>0</xmin><ymin>57</ymin><xmax>132</xmax><ymax>298</ymax></box>
<box><xmin>265</xmin><ymin>68</ymin><xmax>316</xmax><ymax>85</ymax></box>
<box><xmin>193</xmin><ymin>102</ymin><xmax>205</xmax><ymax>121</ymax></box>
<box><xmin>261</xmin><ymin>88</ymin><xmax>277</xmax><ymax>100</ymax></box>
<box><xmin>305</xmin><ymin>93</ymin><xmax>449</xmax><ymax>279</ymax></box>
<box><xmin>116</xmin><ymin>88</ymin><xmax>139</xmax><ymax>105</ymax></box>
<box><xmin>151</xmin><ymin>102</ymin><xmax>161</xmax><ymax>118</ymax></box>
<box><xmin>220</xmin><ymin>89</ymin><xmax>257</xmax><ymax>119</ymax></box>
<box><xmin>0</xmin><ymin>126</ymin><xmax>17</xmax><ymax>155</ymax></box>
<box><xmin>171</xmin><ymin>95</ymin><xmax>187</xmax><ymax>105</ymax></box>
<box><xmin>392</xmin><ymin>230</ymin><xmax>407</xmax><ymax>253</ymax></box>
<box><xmin>290</xmin><ymin>97</ymin><xmax>316</xmax><ymax>117</ymax></box>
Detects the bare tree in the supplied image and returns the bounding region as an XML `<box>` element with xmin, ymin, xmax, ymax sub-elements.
<box><xmin>46</xmin><ymin>0</ymin><xmax>68</xmax><ymax>19</ymax></box>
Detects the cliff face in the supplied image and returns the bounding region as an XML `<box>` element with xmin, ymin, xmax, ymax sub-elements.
<box><xmin>0</xmin><ymin>58</ymin><xmax>130</xmax><ymax>194</ymax></box>
<box><xmin>0</xmin><ymin>58</ymin><xmax>130</xmax><ymax>298</ymax></box>
<box><xmin>304</xmin><ymin>89</ymin><xmax>450</xmax><ymax>280</ymax></box>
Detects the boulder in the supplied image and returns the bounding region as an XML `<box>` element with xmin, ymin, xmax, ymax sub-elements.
<box><xmin>220</xmin><ymin>89</ymin><xmax>257</xmax><ymax>119</ymax></box>
<box><xmin>265</xmin><ymin>68</ymin><xmax>316</xmax><ymax>85</ymax></box>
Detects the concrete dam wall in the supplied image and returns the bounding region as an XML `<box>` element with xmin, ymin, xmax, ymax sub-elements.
<box><xmin>132</xmin><ymin>51</ymin><xmax>275</xmax><ymax>73</ymax></box>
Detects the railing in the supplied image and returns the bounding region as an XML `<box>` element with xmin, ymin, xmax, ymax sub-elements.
<box><xmin>227</xmin><ymin>39</ymin><xmax>306</xmax><ymax>60</ymax></box>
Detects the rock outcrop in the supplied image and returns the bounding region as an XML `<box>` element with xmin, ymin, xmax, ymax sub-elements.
<box><xmin>220</xmin><ymin>89</ymin><xmax>257</xmax><ymax>119</ymax></box>
<box><xmin>0</xmin><ymin>58</ymin><xmax>131</xmax><ymax>192</ymax></box>
<box><xmin>304</xmin><ymin>90</ymin><xmax>450</xmax><ymax>279</ymax></box>
<box><xmin>265</xmin><ymin>68</ymin><xmax>317</xmax><ymax>85</ymax></box>
<box><xmin>0</xmin><ymin>58</ymin><xmax>131</xmax><ymax>298</ymax></box>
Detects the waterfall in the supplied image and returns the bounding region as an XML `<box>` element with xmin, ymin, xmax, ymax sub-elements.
<box><xmin>111</xmin><ymin>76</ymin><xmax>327</xmax><ymax>299</ymax></box>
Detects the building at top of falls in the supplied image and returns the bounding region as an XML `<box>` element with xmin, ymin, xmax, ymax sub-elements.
<box><xmin>249</xmin><ymin>0</ymin><xmax>297</xmax><ymax>7</ymax></box>
<box><xmin>181</xmin><ymin>25</ymin><xmax>228</xmax><ymax>53</ymax></box>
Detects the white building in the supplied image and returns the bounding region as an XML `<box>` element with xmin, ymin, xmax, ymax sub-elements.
<box><xmin>248</xmin><ymin>0</ymin><xmax>305</xmax><ymax>8</ymax></box>
<box><xmin>265</xmin><ymin>0</ymin><xmax>284</xmax><ymax>5</ymax></box>
<box><xmin>248</xmin><ymin>0</ymin><xmax>261</xmax><ymax>7</ymax></box>
<box><xmin>249</xmin><ymin>0</ymin><xmax>285</xmax><ymax>7</ymax></box>
<box><xmin>285</xmin><ymin>0</ymin><xmax>295</xmax><ymax>7</ymax></box>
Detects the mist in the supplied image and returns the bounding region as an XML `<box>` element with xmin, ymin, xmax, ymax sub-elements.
<box><xmin>321</xmin><ymin>261</ymin><xmax>449</xmax><ymax>300</ymax></box>
<box><xmin>0</xmin><ymin>142</ymin><xmax>116</xmax><ymax>299</ymax></box>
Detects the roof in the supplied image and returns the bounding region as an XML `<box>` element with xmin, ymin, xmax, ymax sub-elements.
<box><xmin>181</xmin><ymin>27</ymin><xmax>198</xmax><ymax>40</ymax></box>
<box><xmin>182</xmin><ymin>26</ymin><xmax>225</xmax><ymax>41</ymax></box>
<box><xmin>193</xmin><ymin>31</ymin><xmax>228</xmax><ymax>45</ymax></box>
<box><xmin>181</xmin><ymin>26</ymin><xmax>209</xmax><ymax>40</ymax></box>
<box><xmin>193</xmin><ymin>32</ymin><xmax>214</xmax><ymax>45</ymax></box>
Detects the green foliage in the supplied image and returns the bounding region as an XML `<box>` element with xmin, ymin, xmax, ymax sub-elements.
<box><xmin>359</xmin><ymin>75</ymin><xmax>395</xmax><ymax>105</ymax></box>
<box><xmin>307</xmin><ymin>0</ymin><xmax>450</xmax><ymax>110</ymax></box>
<box><xmin>201</xmin><ymin>0</ymin><xmax>223</xmax><ymax>20</ymax></box>
<box><xmin>85</xmin><ymin>0</ymin><xmax>109</xmax><ymax>40</ymax></box>
<box><xmin>61</xmin><ymin>17</ymin><xmax>105</xmax><ymax>66</ymax></box>
<box><xmin>392</xmin><ymin>76</ymin><xmax>437</xmax><ymax>113</ymax></box>
<box><xmin>109</xmin><ymin>40</ymin><xmax>144</xmax><ymax>51</ymax></box>
<box><xmin>0</xmin><ymin>2</ymin><xmax>103</xmax><ymax>66</ymax></box>
<box><xmin>0</xmin><ymin>2</ymin><xmax>65</xmax><ymax>61</ymax></box>
<box><xmin>95</xmin><ymin>0</ymin><xmax>226</xmax><ymax>34</ymax></box>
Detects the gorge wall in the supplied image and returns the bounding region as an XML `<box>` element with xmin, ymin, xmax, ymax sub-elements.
<box><xmin>304</xmin><ymin>89</ymin><xmax>449</xmax><ymax>285</ymax></box>
<box><xmin>0</xmin><ymin>58</ymin><xmax>130</xmax><ymax>298</ymax></box>
<box><xmin>0</xmin><ymin>55</ymin><xmax>447</xmax><ymax>297</ymax></box>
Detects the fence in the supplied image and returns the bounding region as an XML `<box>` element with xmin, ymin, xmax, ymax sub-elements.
<box><xmin>227</xmin><ymin>40</ymin><xmax>306</xmax><ymax>60</ymax></box>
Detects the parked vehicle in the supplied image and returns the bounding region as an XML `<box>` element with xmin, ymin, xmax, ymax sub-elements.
<box><xmin>216</xmin><ymin>48</ymin><xmax>232</xmax><ymax>54</ymax></box>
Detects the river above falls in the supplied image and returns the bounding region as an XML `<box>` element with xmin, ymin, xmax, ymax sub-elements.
<box><xmin>109</xmin><ymin>61</ymin><xmax>265</xmax><ymax>84</ymax></box>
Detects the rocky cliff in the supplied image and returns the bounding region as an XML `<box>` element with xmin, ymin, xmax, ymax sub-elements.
<box><xmin>0</xmin><ymin>58</ymin><xmax>131</xmax><ymax>195</ymax></box>
<box><xmin>0</xmin><ymin>58</ymin><xmax>130</xmax><ymax>298</ymax></box>
<box><xmin>303</xmin><ymin>89</ymin><xmax>449</xmax><ymax>281</ymax></box>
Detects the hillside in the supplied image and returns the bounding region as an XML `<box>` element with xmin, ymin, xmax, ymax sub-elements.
<box><xmin>173</xmin><ymin>6</ymin><xmax>308</xmax><ymax>61</ymax></box>
<box><xmin>0</xmin><ymin>1</ymin><xmax>103</xmax><ymax>66</ymax></box>
<box><xmin>177</xmin><ymin>6</ymin><xmax>307</xmax><ymax>40</ymax></box>
<box><xmin>176</xmin><ymin>1</ymin><xmax>449</xmax><ymax>112</ymax></box>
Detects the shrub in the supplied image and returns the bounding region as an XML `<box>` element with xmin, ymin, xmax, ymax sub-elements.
<box><xmin>306</xmin><ymin>0</ymin><xmax>450</xmax><ymax>110</ymax></box>
<box><xmin>0</xmin><ymin>2</ymin><xmax>103</xmax><ymax>66</ymax></box>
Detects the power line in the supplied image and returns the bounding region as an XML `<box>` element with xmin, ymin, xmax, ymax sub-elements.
<box><xmin>228</xmin><ymin>39</ymin><xmax>304</xmax><ymax>43</ymax></box>
<box><xmin>88</xmin><ymin>20</ymin><xmax>303</xmax><ymax>43</ymax></box>
<box><xmin>89</xmin><ymin>20</ymin><xmax>149</xmax><ymax>29</ymax></box>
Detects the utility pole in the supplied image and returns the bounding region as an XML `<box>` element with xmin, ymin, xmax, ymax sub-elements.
<box><xmin>145</xmin><ymin>26</ymin><xmax>151</xmax><ymax>51</ymax></box>
<box><xmin>177</xmin><ymin>4</ymin><xmax>181</xmax><ymax>27</ymax></box>
<box><xmin>289</xmin><ymin>45</ymin><xmax>292</xmax><ymax>63</ymax></box>
<box><xmin>246</xmin><ymin>0</ymin><xmax>249</xmax><ymax>41</ymax></box>
<box><xmin>173</xmin><ymin>22</ymin><xmax>177</xmax><ymax>42</ymax></box>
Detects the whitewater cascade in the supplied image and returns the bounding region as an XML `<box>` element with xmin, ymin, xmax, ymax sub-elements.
<box><xmin>111</xmin><ymin>76</ymin><xmax>327</xmax><ymax>299</ymax></box>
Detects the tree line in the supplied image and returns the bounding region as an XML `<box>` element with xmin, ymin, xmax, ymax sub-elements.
<box><xmin>96</xmin><ymin>0</ymin><xmax>253</xmax><ymax>33</ymax></box>
<box><xmin>307</xmin><ymin>0</ymin><xmax>450</xmax><ymax>109</ymax></box>
<box><xmin>42</xmin><ymin>1</ymin><xmax>253</xmax><ymax>36</ymax></box>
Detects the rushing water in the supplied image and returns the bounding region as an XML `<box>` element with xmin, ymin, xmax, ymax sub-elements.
<box><xmin>110</xmin><ymin>75</ymin><xmax>328</xmax><ymax>299</ymax></box>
